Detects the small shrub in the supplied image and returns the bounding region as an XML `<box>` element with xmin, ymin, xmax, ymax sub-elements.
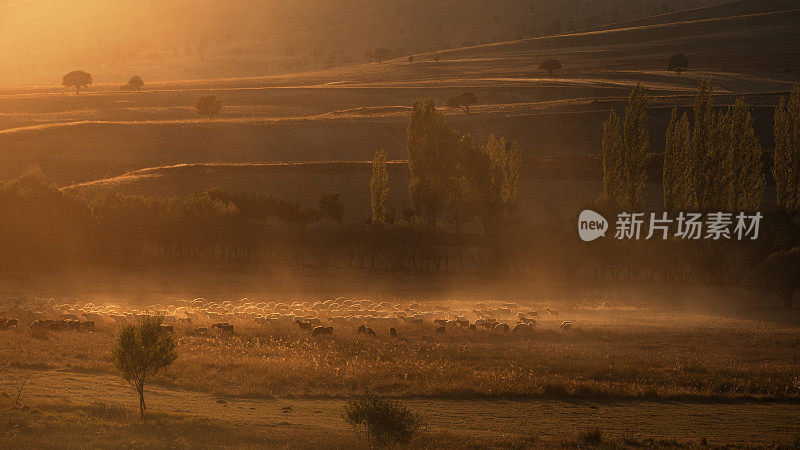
<box><xmin>578</xmin><ymin>427</ymin><xmax>603</xmax><ymax>446</ymax></box>
<box><xmin>343</xmin><ymin>393</ymin><xmax>423</xmax><ymax>445</ymax></box>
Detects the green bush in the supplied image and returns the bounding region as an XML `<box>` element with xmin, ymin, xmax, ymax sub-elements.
<box><xmin>343</xmin><ymin>393</ymin><xmax>423</xmax><ymax>445</ymax></box>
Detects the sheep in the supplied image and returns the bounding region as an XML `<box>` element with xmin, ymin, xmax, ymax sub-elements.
<box><xmin>357</xmin><ymin>325</ymin><xmax>376</xmax><ymax>336</ymax></box>
<box><xmin>560</xmin><ymin>321</ymin><xmax>572</xmax><ymax>331</ymax></box>
<box><xmin>435</xmin><ymin>326</ymin><xmax>446</xmax><ymax>335</ymax></box>
<box><xmin>519</xmin><ymin>317</ymin><xmax>537</xmax><ymax>325</ymax></box>
<box><xmin>513</xmin><ymin>323</ymin><xmax>535</xmax><ymax>335</ymax></box>
<box><xmin>546</xmin><ymin>308</ymin><xmax>559</xmax><ymax>318</ymax></box>
<box><xmin>389</xmin><ymin>327</ymin><xmax>397</xmax><ymax>337</ymax></box>
<box><xmin>211</xmin><ymin>322</ymin><xmax>234</xmax><ymax>334</ymax></box>
<box><xmin>312</xmin><ymin>326</ymin><xmax>333</xmax><ymax>336</ymax></box>
<box><xmin>494</xmin><ymin>323</ymin><xmax>510</xmax><ymax>333</ymax></box>
<box><xmin>295</xmin><ymin>320</ymin><xmax>313</xmax><ymax>330</ymax></box>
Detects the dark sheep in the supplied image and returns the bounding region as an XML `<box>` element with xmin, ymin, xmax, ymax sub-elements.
<box><xmin>494</xmin><ymin>323</ymin><xmax>510</xmax><ymax>333</ymax></box>
<box><xmin>357</xmin><ymin>324</ymin><xmax>376</xmax><ymax>336</ymax></box>
<box><xmin>389</xmin><ymin>327</ymin><xmax>397</xmax><ymax>337</ymax></box>
<box><xmin>296</xmin><ymin>320</ymin><xmax>313</xmax><ymax>330</ymax></box>
<box><xmin>312</xmin><ymin>326</ymin><xmax>334</xmax><ymax>336</ymax></box>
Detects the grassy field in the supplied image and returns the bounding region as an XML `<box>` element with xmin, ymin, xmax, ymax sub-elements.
<box><xmin>1</xmin><ymin>295</ymin><xmax>799</xmax><ymax>447</ymax></box>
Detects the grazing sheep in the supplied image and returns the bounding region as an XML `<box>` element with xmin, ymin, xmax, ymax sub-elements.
<box><xmin>296</xmin><ymin>320</ymin><xmax>313</xmax><ymax>330</ymax></box>
<box><xmin>494</xmin><ymin>323</ymin><xmax>510</xmax><ymax>333</ymax></box>
<box><xmin>389</xmin><ymin>327</ymin><xmax>397</xmax><ymax>337</ymax></box>
<box><xmin>435</xmin><ymin>326</ymin><xmax>446</xmax><ymax>335</ymax></box>
<box><xmin>356</xmin><ymin>325</ymin><xmax>375</xmax><ymax>336</ymax></box>
<box><xmin>211</xmin><ymin>322</ymin><xmax>234</xmax><ymax>334</ymax></box>
<box><xmin>312</xmin><ymin>326</ymin><xmax>334</xmax><ymax>336</ymax></box>
<box><xmin>513</xmin><ymin>323</ymin><xmax>535</xmax><ymax>335</ymax></box>
<box><xmin>560</xmin><ymin>321</ymin><xmax>572</xmax><ymax>331</ymax></box>
<box><xmin>519</xmin><ymin>317</ymin><xmax>536</xmax><ymax>325</ymax></box>
<box><xmin>456</xmin><ymin>319</ymin><xmax>469</xmax><ymax>327</ymax></box>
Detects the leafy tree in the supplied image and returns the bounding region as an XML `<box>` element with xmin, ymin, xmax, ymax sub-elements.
<box><xmin>318</xmin><ymin>193</ymin><xmax>344</xmax><ymax>227</ymax></box>
<box><xmin>538</xmin><ymin>58</ymin><xmax>562</xmax><ymax>76</ymax></box>
<box><xmin>124</xmin><ymin>75</ymin><xmax>144</xmax><ymax>92</ymax></box>
<box><xmin>623</xmin><ymin>85</ymin><xmax>650</xmax><ymax>209</ymax></box>
<box><xmin>195</xmin><ymin>95</ymin><xmax>223</xmax><ymax>120</ymax></box>
<box><xmin>622</xmin><ymin>85</ymin><xmax>650</xmax><ymax>209</ymax></box>
<box><xmin>365</xmin><ymin>47</ymin><xmax>393</xmax><ymax>63</ymax></box>
<box><xmin>446</xmin><ymin>92</ymin><xmax>477</xmax><ymax>113</ymax></box>
<box><xmin>407</xmin><ymin>98</ymin><xmax>459</xmax><ymax>229</ymax></box>
<box><xmin>663</xmin><ymin>108</ymin><xmax>694</xmax><ymax>211</ymax></box>
<box><xmin>668</xmin><ymin>53</ymin><xmax>689</xmax><ymax>75</ymax></box>
<box><xmin>599</xmin><ymin>109</ymin><xmax>625</xmax><ymax>207</ymax></box>
<box><xmin>773</xmin><ymin>84</ymin><xmax>800</xmax><ymax>214</ymax></box>
<box><xmin>370</xmin><ymin>148</ymin><xmax>389</xmax><ymax>226</ymax></box>
<box><xmin>751</xmin><ymin>247</ymin><xmax>800</xmax><ymax>309</ymax></box>
<box><xmin>112</xmin><ymin>315</ymin><xmax>177</xmax><ymax>422</ymax></box>
<box><xmin>62</xmin><ymin>70</ymin><xmax>93</xmax><ymax>94</ymax></box>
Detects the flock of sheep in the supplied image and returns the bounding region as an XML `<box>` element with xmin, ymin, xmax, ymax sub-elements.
<box><xmin>0</xmin><ymin>296</ymin><xmax>597</xmax><ymax>339</ymax></box>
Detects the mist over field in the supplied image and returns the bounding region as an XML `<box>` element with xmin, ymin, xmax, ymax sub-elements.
<box><xmin>1</xmin><ymin>0</ymin><xmax>800</xmax><ymax>448</ymax></box>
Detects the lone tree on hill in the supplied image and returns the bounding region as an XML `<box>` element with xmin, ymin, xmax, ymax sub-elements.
<box><xmin>365</xmin><ymin>47</ymin><xmax>394</xmax><ymax>63</ymax></box>
<box><xmin>446</xmin><ymin>92</ymin><xmax>477</xmax><ymax>113</ymax></box>
<box><xmin>668</xmin><ymin>53</ymin><xmax>689</xmax><ymax>76</ymax></box>
<box><xmin>539</xmin><ymin>58</ymin><xmax>562</xmax><ymax>76</ymax></box>
<box><xmin>195</xmin><ymin>95</ymin><xmax>224</xmax><ymax>120</ymax></box>
<box><xmin>62</xmin><ymin>70</ymin><xmax>93</xmax><ymax>94</ymax></box>
<box><xmin>112</xmin><ymin>315</ymin><xmax>177</xmax><ymax>422</ymax></box>
<box><xmin>123</xmin><ymin>75</ymin><xmax>144</xmax><ymax>92</ymax></box>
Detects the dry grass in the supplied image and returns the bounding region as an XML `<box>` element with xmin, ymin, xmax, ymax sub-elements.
<box><xmin>2</xmin><ymin>307</ymin><xmax>798</xmax><ymax>401</ymax></box>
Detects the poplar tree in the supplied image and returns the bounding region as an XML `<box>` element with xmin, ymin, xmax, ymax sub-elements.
<box><xmin>370</xmin><ymin>147</ymin><xmax>389</xmax><ymax>226</ymax></box>
<box><xmin>692</xmin><ymin>79</ymin><xmax>722</xmax><ymax>212</ymax></box>
<box><xmin>407</xmin><ymin>98</ymin><xmax>459</xmax><ymax>228</ymax></box>
<box><xmin>773</xmin><ymin>84</ymin><xmax>800</xmax><ymax>214</ymax></box>
<box><xmin>622</xmin><ymin>85</ymin><xmax>650</xmax><ymax>210</ymax></box>
<box><xmin>663</xmin><ymin>108</ymin><xmax>694</xmax><ymax>211</ymax></box>
<box><xmin>599</xmin><ymin>109</ymin><xmax>624</xmax><ymax>207</ymax></box>
<box><xmin>725</xmin><ymin>97</ymin><xmax>764</xmax><ymax>212</ymax></box>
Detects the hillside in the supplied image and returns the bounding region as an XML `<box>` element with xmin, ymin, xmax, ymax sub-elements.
<box><xmin>0</xmin><ymin>0</ymin><xmax>721</xmax><ymax>86</ymax></box>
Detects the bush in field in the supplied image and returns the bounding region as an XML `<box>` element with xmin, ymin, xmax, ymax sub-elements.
<box><xmin>538</xmin><ymin>58</ymin><xmax>562</xmax><ymax>75</ymax></box>
<box><xmin>446</xmin><ymin>91</ymin><xmax>477</xmax><ymax>113</ymax></box>
<box><xmin>112</xmin><ymin>315</ymin><xmax>177</xmax><ymax>422</ymax></box>
<box><xmin>122</xmin><ymin>75</ymin><xmax>144</xmax><ymax>92</ymax></box>
<box><xmin>62</xmin><ymin>70</ymin><xmax>93</xmax><ymax>94</ymax></box>
<box><xmin>750</xmin><ymin>247</ymin><xmax>800</xmax><ymax>309</ymax></box>
<box><xmin>364</xmin><ymin>47</ymin><xmax>393</xmax><ymax>63</ymax></box>
<box><xmin>195</xmin><ymin>95</ymin><xmax>224</xmax><ymax>120</ymax></box>
<box><xmin>344</xmin><ymin>394</ymin><xmax>423</xmax><ymax>445</ymax></box>
<box><xmin>668</xmin><ymin>53</ymin><xmax>689</xmax><ymax>75</ymax></box>
<box><xmin>318</xmin><ymin>193</ymin><xmax>344</xmax><ymax>227</ymax></box>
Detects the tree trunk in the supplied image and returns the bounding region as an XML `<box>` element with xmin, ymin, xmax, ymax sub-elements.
<box><xmin>138</xmin><ymin>387</ymin><xmax>146</xmax><ymax>422</ymax></box>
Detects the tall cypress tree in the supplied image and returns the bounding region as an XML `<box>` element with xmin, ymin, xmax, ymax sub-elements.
<box><xmin>370</xmin><ymin>147</ymin><xmax>389</xmax><ymax>226</ymax></box>
<box><xmin>663</xmin><ymin>108</ymin><xmax>694</xmax><ymax>211</ymax></box>
<box><xmin>773</xmin><ymin>84</ymin><xmax>800</xmax><ymax>214</ymax></box>
<box><xmin>599</xmin><ymin>109</ymin><xmax>624</xmax><ymax>207</ymax></box>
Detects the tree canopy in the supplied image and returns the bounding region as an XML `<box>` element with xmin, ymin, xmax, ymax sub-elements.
<box><xmin>62</xmin><ymin>70</ymin><xmax>93</xmax><ymax>94</ymax></box>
